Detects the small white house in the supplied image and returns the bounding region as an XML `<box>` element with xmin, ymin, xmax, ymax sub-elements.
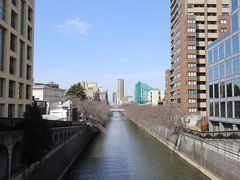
<box><xmin>48</xmin><ymin>100</ymin><xmax>73</xmax><ymax>121</ymax></box>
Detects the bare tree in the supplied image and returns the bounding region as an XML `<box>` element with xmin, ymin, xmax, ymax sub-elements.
<box><xmin>71</xmin><ymin>98</ymin><xmax>111</xmax><ymax>132</ymax></box>
<box><xmin>125</xmin><ymin>104</ymin><xmax>187</xmax><ymax>135</ymax></box>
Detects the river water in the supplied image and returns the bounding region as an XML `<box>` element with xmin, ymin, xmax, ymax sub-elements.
<box><xmin>63</xmin><ymin>112</ymin><xmax>209</xmax><ymax>180</ymax></box>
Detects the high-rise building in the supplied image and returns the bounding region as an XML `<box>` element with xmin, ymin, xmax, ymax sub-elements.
<box><xmin>169</xmin><ymin>0</ymin><xmax>230</xmax><ymax>122</ymax></box>
<box><xmin>164</xmin><ymin>69</ymin><xmax>171</xmax><ymax>104</ymax></box>
<box><xmin>116</xmin><ymin>79</ymin><xmax>124</xmax><ymax>105</ymax></box>
<box><xmin>0</xmin><ymin>0</ymin><xmax>35</xmax><ymax>117</ymax></box>
<box><xmin>112</xmin><ymin>92</ymin><xmax>116</xmax><ymax>105</ymax></box>
<box><xmin>207</xmin><ymin>0</ymin><xmax>240</xmax><ymax>131</ymax></box>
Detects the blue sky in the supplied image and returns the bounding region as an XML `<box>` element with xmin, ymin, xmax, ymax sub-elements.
<box><xmin>34</xmin><ymin>0</ymin><xmax>170</xmax><ymax>97</ymax></box>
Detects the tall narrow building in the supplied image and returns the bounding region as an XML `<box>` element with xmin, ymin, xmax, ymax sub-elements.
<box><xmin>116</xmin><ymin>79</ymin><xmax>124</xmax><ymax>105</ymax></box>
<box><xmin>0</xmin><ymin>0</ymin><xmax>35</xmax><ymax>117</ymax></box>
<box><xmin>170</xmin><ymin>0</ymin><xmax>230</xmax><ymax>122</ymax></box>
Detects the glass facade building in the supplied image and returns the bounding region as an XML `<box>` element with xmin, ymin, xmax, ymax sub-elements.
<box><xmin>208</xmin><ymin>0</ymin><xmax>240</xmax><ymax>131</ymax></box>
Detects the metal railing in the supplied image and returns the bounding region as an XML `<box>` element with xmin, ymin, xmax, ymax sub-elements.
<box><xmin>0</xmin><ymin>118</ymin><xmax>87</xmax><ymax>131</ymax></box>
<box><xmin>184</xmin><ymin>128</ymin><xmax>240</xmax><ymax>139</ymax></box>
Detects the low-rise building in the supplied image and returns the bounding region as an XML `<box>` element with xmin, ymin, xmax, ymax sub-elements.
<box><xmin>148</xmin><ymin>90</ymin><xmax>162</xmax><ymax>106</ymax></box>
<box><xmin>80</xmin><ymin>81</ymin><xmax>100</xmax><ymax>100</ymax></box>
<box><xmin>33</xmin><ymin>83</ymin><xmax>66</xmax><ymax>104</ymax></box>
<box><xmin>47</xmin><ymin>100</ymin><xmax>74</xmax><ymax>121</ymax></box>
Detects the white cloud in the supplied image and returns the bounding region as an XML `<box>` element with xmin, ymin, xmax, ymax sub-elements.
<box><xmin>53</xmin><ymin>18</ymin><xmax>92</xmax><ymax>36</ymax></box>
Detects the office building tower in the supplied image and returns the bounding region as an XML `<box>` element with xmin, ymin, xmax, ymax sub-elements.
<box><xmin>0</xmin><ymin>0</ymin><xmax>35</xmax><ymax>117</ymax></box>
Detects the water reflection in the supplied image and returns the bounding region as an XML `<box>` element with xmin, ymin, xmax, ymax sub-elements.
<box><xmin>63</xmin><ymin>112</ymin><xmax>209</xmax><ymax>180</ymax></box>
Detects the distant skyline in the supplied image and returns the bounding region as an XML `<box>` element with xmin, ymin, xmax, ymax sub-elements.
<box><xmin>34</xmin><ymin>1</ymin><xmax>171</xmax><ymax>96</ymax></box>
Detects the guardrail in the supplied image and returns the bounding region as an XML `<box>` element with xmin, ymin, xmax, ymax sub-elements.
<box><xmin>0</xmin><ymin>118</ymin><xmax>87</xmax><ymax>131</ymax></box>
<box><xmin>184</xmin><ymin>128</ymin><xmax>240</xmax><ymax>139</ymax></box>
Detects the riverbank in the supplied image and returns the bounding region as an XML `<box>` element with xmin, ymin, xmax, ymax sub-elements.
<box><xmin>128</xmin><ymin>118</ymin><xmax>240</xmax><ymax>180</ymax></box>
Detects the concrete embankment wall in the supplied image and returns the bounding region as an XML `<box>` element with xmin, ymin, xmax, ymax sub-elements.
<box><xmin>13</xmin><ymin>127</ymin><xmax>96</xmax><ymax>180</ymax></box>
<box><xmin>129</xmin><ymin>118</ymin><xmax>240</xmax><ymax>180</ymax></box>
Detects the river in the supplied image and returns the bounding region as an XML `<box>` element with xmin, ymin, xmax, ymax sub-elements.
<box><xmin>63</xmin><ymin>112</ymin><xmax>209</xmax><ymax>180</ymax></box>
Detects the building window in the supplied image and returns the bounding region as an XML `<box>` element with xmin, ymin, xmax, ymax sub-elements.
<box><xmin>9</xmin><ymin>80</ymin><xmax>15</xmax><ymax>98</ymax></box>
<box><xmin>188</xmin><ymin>54</ymin><xmax>196</xmax><ymax>59</ymax></box>
<box><xmin>187</xmin><ymin>36</ymin><xmax>195</xmax><ymax>41</ymax></box>
<box><xmin>187</xmin><ymin>19</ymin><xmax>195</xmax><ymax>24</ymax></box>
<box><xmin>188</xmin><ymin>80</ymin><xmax>197</xmax><ymax>85</ymax></box>
<box><xmin>26</xmin><ymin>65</ymin><xmax>31</xmax><ymax>80</ymax></box>
<box><xmin>219</xmin><ymin>63</ymin><xmax>225</xmax><ymax>78</ymax></box>
<box><xmin>18</xmin><ymin>83</ymin><xmax>23</xmax><ymax>99</ymax></box>
<box><xmin>28</xmin><ymin>6</ymin><xmax>33</xmax><ymax>22</ymax></box>
<box><xmin>214</xmin><ymin>84</ymin><xmax>219</xmax><ymax>98</ymax></box>
<box><xmin>215</xmin><ymin>102</ymin><xmax>219</xmax><ymax>117</ymax></box>
<box><xmin>188</xmin><ymin>72</ymin><xmax>196</xmax><ymax>77</ymax></box>
<box><xmin>26</xmin><ymin>84</ymin><xmax>31</xmax><ymax>100</ymax></box>
<box><xmin>188</xmin><ymin>45</ymin><xmax>196</xmax><ymax>50</ymax></box>
<box><xmin>225</xmin><ymin>39</ymin><xmax>232</xmax><ymax>56</ymax></box>
<box><xmin>18</xmin><ymin>104</ymin><xmax>23</xmax><ymax>118</ymax></box>
<box><xmin>227</xmin><ymin>101</ymin><xmax>233</xmax><ymax>118</ymax></box>
<box><xmin>0</xmin><ymin>27</ymin><xmax>4</xmax><ymax>71</ymax></box>
<box><xmin>27</xmin><ymin>45</ymin><xmax>32</xmax><ymax>60</ymax></box>
<box><xmin>187</xmin><ymin>28</ymin><xmax>195</xmax><ymax>32</ymax></box>
<box><xmin>0</xmin><ymin>78</ymin><xmax>4</xmax><ymax>97</ymax></box>
<box><xmin>209</xmin><ymin>68</ymin><xmax>213</xmax><ymax>81</ymax></box>
<box><xmin>220</xmin><ymin>82</ymin><xmax>225</xmax><ymax>98</ymax></box>
<box><xmin>226</xmin><ymin>60</ymin><xmax>232</xmax><ymax>76</ymax></box>
<box><xmin>221</xmin><ymin>28</ymin><xmax>228</xmax><ymax>33</ymax></box>
<box><xmin>209</xmin><ymin>103</ymin><xmax>214</xmax><ymax>116</ymax></box>
<box><xmin>0</xmin><ymin>104</ymin><xmax>4</xmax><ymax>117</ymax></box>
<box><xmin>235</xmin><ymin>101</ymin><xmax>240</xmax><ymax>118</ymax></box>
<box><xmin>213</xmin><ymin>48</ymin><xmax>218</xmax><ymax>62</ymax></box>
<box><xmin>8</xmin><ymin>104</ymin><xmax>15</xmax><ymax>118</ymax></box>
<box><xmin>19</xmin><ymin>41</ymin><xmax>24</xmax><ymax>77</ymax></box>
<box><xmin>188</xmin><ymin>89</ymin><xmax>197</xmax><ymax>95</ymax></box>
<box><xmin>188</xmin><ymin>4</ymin><xmax>194</xmax><ymax>8</ymax></box>
<box><xmin>189</xmin><ymin>108</ymin><xmax>197</xmax><ymax>113</ymax></box>
<box><xmin>9</xmin><ymin>57</ymin><xmax>16</xmax><ymax>75</ymax></box>
<box><xmin>0</xmin><ymin>0</ymin><xmax>5</xmax><ymax>20</ymax></box>
<box><xmin>209</xmin><ymin>85</ymin><xmax>213</xmax><ymax>98</ymax></box>
<box><xmin>27</xmin><ymin>26</ymin><xmax>32</xmax><ymax>42</ymax></box>
<box><xmin>232</xmin><ymin>13</ymin><xmax>239</xmax><ymax>32</ymax></box>
<box><xmin>20</xmin><ymin>0</ymin><xmax>25</xmax><ymax>35</ymax></box>
<box><xmin>233</xmin><ymin>34</ymin><xmax>239</xmax><ymax>53</ymax></box>
<box><xmin>188</xmin><ymin>63</ymin><xmax>196</xmax><ymax>68</ymax></box>
<box><xmin>11</xmin><ymin>10</ymin><xmax>17</xmax><ymax>30</ymax></box>
<box><xmin>227</xmin><ymin>82</ymin><xmax>232</xmax><ymax>97</ymax></box>
<box><xmin>219</xmin><ymin>43</ymin><xmax>225</xmax><ymax>60</ymax></box>
<box><xmin>221</xmin><ymin>102</ymin><xmax>226</xmax><ymax>118</ymax></box>
<box><xmin>234</xmin><ymin>81</ymin><xmax>240</xmax><ymax>96</ymax></box>
<box><xmin>221</xmin><ymin>19</ymin><xmax>227</xmax><ymax>24</ymax></box>
<box><xmin>188</xmin><ymin>99</ymin><xmax>196</xmax><ymax>104</ymax></box>
<box><xmin>10</xmin><ymin>33</ymin><xmax>16</xmax><ymax>52</ymax></box>
<box><xmin>232</xmin><ymin>0</ymin><xmax>238</xmax><ymax>11</ymax></box>
<box><xmin>214</xmin><ymin>65</ymin><xmax>218</xmax><ymax>80</ymax></box>
<box><xmin>233</xmin><ymin>56</ymin><xmax>240</xmax><ymax>74</ymax></box>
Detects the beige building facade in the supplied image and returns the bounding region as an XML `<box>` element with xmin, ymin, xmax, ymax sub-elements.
<box><xmin>169</xmin><ymin>0</ymin><xmax>230</xmax><ymax>121</ymax></box>
<box><xmin>0</xmin><ymin>0</ymin><xmax>34</xmax><ymax>117</ymax></box>
<box><xmin>116</xmin><ymin>79</ymin><xmax>124</xmax><ymax>105</ymax></box>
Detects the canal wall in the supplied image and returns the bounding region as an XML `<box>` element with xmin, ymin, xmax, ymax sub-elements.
<box><xmin>128</xmin><ymin>118</ymin><xmax>240</xmax><ymax>180</ymax></box>
<box><xmin>12</xmin><ymin>127</ymin><xmax>96</xmax><ymax>180</ymax></box>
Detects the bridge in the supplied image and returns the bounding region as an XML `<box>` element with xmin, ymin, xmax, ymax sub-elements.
<box><xmin>110</xmin><ymin>108</ymin><xmax>125</xmax><ymax>112</ymax></box>
<box><xmin>0</xmin><ymin>118</ymin><xmax>89</xmax><ymax>180</ymax></box>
